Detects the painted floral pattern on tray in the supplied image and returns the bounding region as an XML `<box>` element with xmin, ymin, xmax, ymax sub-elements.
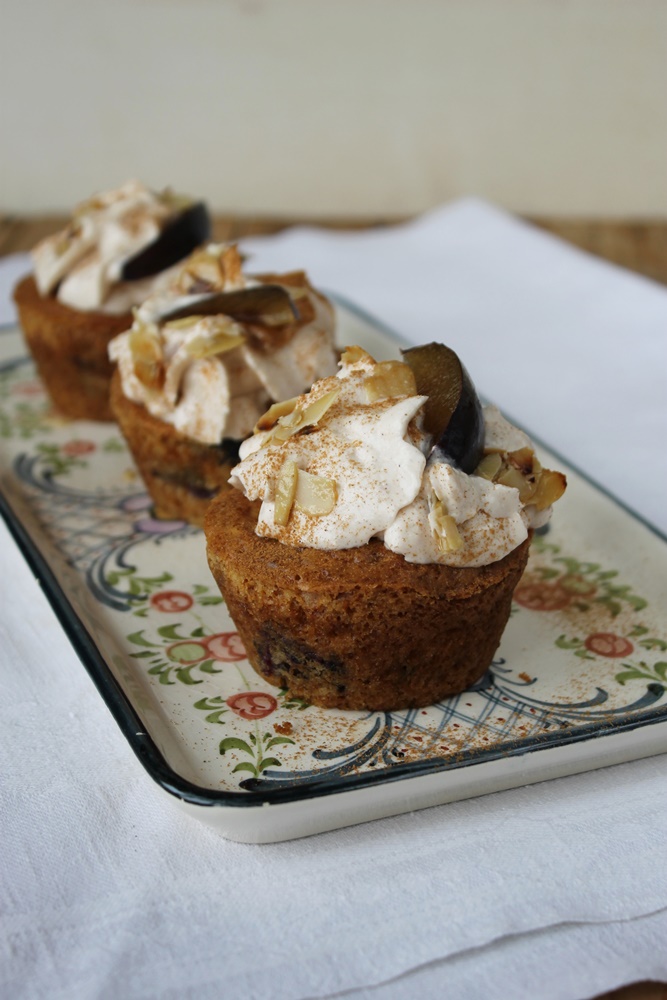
<box><xmin>1</xmin><ymin>351</ymin><xmax>666</xmax><ymax>793</ymax></box>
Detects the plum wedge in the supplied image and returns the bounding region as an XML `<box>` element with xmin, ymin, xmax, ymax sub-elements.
<box><xmin>401</xmin><ymin>342</ymin><xmax>484</xmax><ymax>473</ymax></box>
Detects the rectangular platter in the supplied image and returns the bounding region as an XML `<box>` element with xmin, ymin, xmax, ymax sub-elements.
<box><xmin>1</xmin><ymin>300</ymin><xmax>666</xmax><ymax>843</ymax></box>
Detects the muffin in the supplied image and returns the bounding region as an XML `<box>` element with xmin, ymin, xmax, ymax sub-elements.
<box><xmin>13</xmin><ymin>180</ymin><xmax>210</xmax><ymax>421</ymax></box>
<box><xmin>109</xmin><ymin>244</ymin><xmax>338</xmax><ymax>526</ymax></box>
<box><xmin>204</xmin><ymin>344</ymin><xmax>566</xmax><ymax>711</ymax></box>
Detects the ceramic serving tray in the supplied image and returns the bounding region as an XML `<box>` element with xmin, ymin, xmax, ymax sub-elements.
<box><xmin>1</xmin><ymin>302</ymin><xmax>666</xmax><ymax>843</ymax></box>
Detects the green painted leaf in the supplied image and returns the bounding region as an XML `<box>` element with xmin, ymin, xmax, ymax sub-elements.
<box><xmin>220</xmin><ymin>737</ymin><xmax>253</xmax><ymax>755</ymax></box>
<box><xmin>232</xmin><ymin>762</ymin><xmax>258</xmax><ymax>776</ymax></box>
<box><xmin>198</xmin><ymin>596</ymin><xmax>223</xmax><ymax>605</ymax></box>
<box><xmin>258</xmin><ymin>757</ymin><xmax>282</xmax><ymax>772</ymax></box>
<box><xmin>127</xmin><ymin>630</ymin><xmax>160</xmax><ymax>648</ymax></box>
<box><xmin>198</xmin><ymin>660</ymin><xmax>222</xmax><ymax>674</ymax></box>
<box><xmin>191</xmin><ymin>626</ymin><xmax>206</xmax><ymax>638</ymax></box>
<box><xmin>205</xmin><ymin>711</ymin><xmax>227</xmax><ymax>724</ymax></box>
<box><xmin>265</xmin><ymin>736</ymin><xmax>296</xmax><ymax>749</ymax></box>
<box><xmin>129</xmin><ymin>650</ymin><xmax>156</xmax><ymax>659</ymax></box>
<box><xmin>555</xmin><ymin>635</ymin><xmax>582</xmax><ymax>650</ymax></box>
<box><xmin>639</xmin><ymin>638</ymin><xmax>667</xmax><ymax>651</ymax></box>
<box><xmin>615</xmin><ymin>669</ymin><xmax>649</xmax><ymax>686</ymax></box>
<box><xmin>148</xmin><ymin>665</ymin><xmax>175</xmax><ymax>685</ymax></box>
<box><xmin>175</xmin><ymin>666</ymin><xmax>203</xmax><ymax>685</ymax></box>
<box><xmin>654</xmin><ymin>662</ymin><xmax>667</xmax><ymax>680</ymax></box>
<box><xmin>157</xmin><ymin>624</ymin><xmax>186</xmax><ymax>641</ymax></box>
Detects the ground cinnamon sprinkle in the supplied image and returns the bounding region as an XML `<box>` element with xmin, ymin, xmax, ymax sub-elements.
<box><xmin>274</xmin><ymin>721</ymin><xmax>293</xmax><ymax>735</ymax></box>
<box><xmin>519</xmin><ymin>672</ymin><xmax>533</xmax><ymax>682</ymax></box>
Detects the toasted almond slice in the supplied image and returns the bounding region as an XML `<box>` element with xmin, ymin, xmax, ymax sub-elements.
<box><xmin>129</xmin><ymin>322</ymin><xmax>164</xmax><ymax>390</ymax></box>
<box><xmin>440</xmin><ymin>514</ymin><xmax>464</xmax><ymax>551</ymax></box>
<box><xmin>508</xmin><ymin>447</ymin><xmax>536</xmax><ymax>475</ymax></box>
<box><xmin>364</xmin><ymin>361</ymin><xmax>417</xmax><ymax>402</ymax></box>
<box><xmin>431</xmin><ymin>500</ymin><xmax>464</xmax><ymax>552</ymax></box>
<box><xmin>255</xmin><ymin>396</ymin><xmax>300</xmax><ymax>432</ymax></box>
<box><xmin>274</xmin><ymin>460</ymin><xmax>298</xmax><ymax>526</ymax></box>
<box><xmin>531</xmin><ymin>468</ymin><xmax>567</xmax><ymax>510</ymax></box>
<box><xmin>220</xmin><ymin>245</ymin><xmax>243</xmax><ymax>286</ymax></box>
<box><xmin>300</xmin><ymin>388</ymin><xmax>340</xmax><ymax>428</ymax></box>
<box><xmin>186</xmin><ymin>330</ymin><xmax>246</xmax><ymax>359</ymax></box>
<box><xmin>475</xmin><ymin>452</ymin><xmax>503</xmax><ymax>481</ymax></box>
<box><xmin>341</xmin><ymin>345</ymin><xmax>375</xmax><ymax>365</ymax></box>
<box><xmin>163</xmin><ymin>315</ymin><xmax>202</xmax><ymax>331</ymax></box>
<box><xmin>496</xmin><ymin>464</ymin><xmax>537</xmax><ymax>503</ymax></box>
<box><xmin>294</xmin><ymin>470</ymin><xmax>337</xmax><ymax>516</ymax></box>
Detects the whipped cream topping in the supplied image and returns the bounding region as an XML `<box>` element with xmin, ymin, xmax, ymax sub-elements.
<box><xmin>109</xmin><ymin>244</ymin><xmax>337</xmax><ymax>445</ymax></box>
<box><xmin>231</xmin><ymin>352</ymin><xmax>558</xmax><ymax>567</ymax></box>
<box><xmin>32</xmin><ymin>180</ymin><xmax>191</xmax><ymax>314</ymax></box>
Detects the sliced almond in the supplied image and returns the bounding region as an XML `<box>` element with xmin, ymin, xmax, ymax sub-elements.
<box><xmin>364</xmin><ymin>361</ymin><xmax>417</xmax><ymax>402</ymax></box>
<box><xmin>260</xmin><ymin>388</ymin><xmax>340</xmax><ymax>445</ymax></box>
<box><xmin>475</xmin><ymin>452</ymin><xmax>503</xmax><ymax>481</ymax></box>
<box><xmin>163</xmin><ymin>315</ymin><xmax>202</xmax><ymax>331</ymax></box>
<box><xmin>255</xmin><ymin>396</ymin><xmax>300</xmax><ymax>432</ymax></box>
<box><xmin>341</xmin><ymin>345</ymin><xmax>375</xmax><ymax>365</ymax></box>
<box><xmin>300</xmin><ymin>388</ymin><xmax>340</xmax><ymax>428</ymax></box>
<box><xmin>129</xmin><ymin>321</ymin><xmax>164</xmax><ymax>390</ymax></box>
<box><xmin>186</xmin><ymin>330</ymin><xmax>246</xmax><ymax>359</ymax></box>
<box><xmin>220</xmin><ymin>245</ymin><xmax>243</xmax><ymax>286</ymax></box>
<box><xmin>508</xmin><ymin>447</ymin><xmax>536</xmax><ymax>475</ymax></box>
<box><xmin>530</xmin><ymin>468</ymin><xmax>567</xmax><ymax>510</ymax></box>
<box><xmin>496</xmin><ymin>464</ymin><xmax>537</xmax><ymax>503</ymax></box>
<box><xmin>294</xmin><ymin>470</ymin><xmax>337</xmax><ymax>516</ymax></box>
<box><xmin>431</xmin><ymin>500</ymin><xmax>464</xmax><ymax>552</ymax></box>
<box><xmin>274</xmin><ymin>460</ymin><xmax>298</xmax><ymax>526</ymax></box>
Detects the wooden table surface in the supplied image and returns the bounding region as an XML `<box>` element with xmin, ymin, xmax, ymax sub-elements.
<box><xmin>2</xmin><ymin>213</ymin><xmax>666</xmax><ymax>1000</ymax></box>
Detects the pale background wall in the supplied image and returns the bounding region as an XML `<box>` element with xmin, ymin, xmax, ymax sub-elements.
<box><xmin>1</xmin><ymin>0</ymin><xmax>666</xmax><ymax>217</ymax></box>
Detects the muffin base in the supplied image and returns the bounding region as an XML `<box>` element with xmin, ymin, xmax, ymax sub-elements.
<box><xmin>110</xmin><ymin>370</ymin><xmax>239</xmax><ymax>527</ymax></box>
<box><xmin>13</xmin><ymin>275</ymin><xmax>131</xmax><ymax>422</ymax></box>
<box><xmin>205</xmin><ymin>489</ymin><xmax>531</xmax><ymax>711</ymax></box>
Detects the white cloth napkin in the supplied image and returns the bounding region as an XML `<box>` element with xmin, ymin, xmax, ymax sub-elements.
<box><xmin>1</xmin><ymin>201</ymin><xmax>666</xmax><ymax>1000</ymax></box>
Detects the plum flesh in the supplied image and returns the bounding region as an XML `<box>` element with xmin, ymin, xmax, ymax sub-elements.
<box><xmin>401</xmin><ymin>342</ymin><xmax>484</xmax><ymax>473</ymax></box>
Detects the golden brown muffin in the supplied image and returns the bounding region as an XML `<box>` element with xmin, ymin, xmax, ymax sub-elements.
<box><xmin>205</xmin><ymin>488</ymin><xmax>531</xmax><ymax>711</ymax></box>
<box><xmin>110</xmin><ymin>370</ymin><xmax>239</xmax><ymax>527</ymax></box>
<box><xmin>14</xmin><ymin>275</ymin><xmax>129</xmax><ymax>422</ymax></box>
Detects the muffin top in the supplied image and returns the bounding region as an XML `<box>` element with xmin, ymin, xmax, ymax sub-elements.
<box><xmin>230</xmin><ymin>346</ymin><xmax>566</xmax><ymax>567</ymax></box>
<box><xmin>108</xmin><ymin>244</ymin><xmax>337</xmax><ymax>444</ymax></box>
<box><xmin>32</xmin><ymin>179</ymin><xmax>209</xmax><ymax>315</ymax></box>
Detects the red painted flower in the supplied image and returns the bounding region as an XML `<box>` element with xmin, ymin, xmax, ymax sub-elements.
<box><xmin>514</xmin><ymin>581</ymin><xmax>571</xmax><ymax>612</ymax></box>
<box><xmin>204</xmin><ymin>632</ymin><xmax>246</xmax><ymax>662</ymax></box>
<box><xmin>166</xmin><ymin>640</ymin><xmax>209</xmax><ymax>665</ymax></box>
<box><xmin>226</xmin><ymin>691</ymin><xmax>278</xmax><ymax>720</ymax></box>
<box><xmin>150</xmin><ymin>590</ymin><xmax>194</xmax><ymax>613</ymax></box>
<box><xmin>584</xmin><ymin>633</ymin><xmax>634</xmax><ymax>658</ymax></box>
<box><xmin>62</xmin><ymin>439</ymin><xmax>96</xmax><ymax>456</ymax></box>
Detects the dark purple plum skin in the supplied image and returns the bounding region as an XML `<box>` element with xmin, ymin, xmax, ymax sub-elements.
<box><xmin>120</xmin><ymin>201</ymin><xmax>211</xmax><ymax>280</ymax></box>
<box><xmin>402</xmin><ymin>342</ymin><xmax>485</xmax><ymax>473</ymax></box>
